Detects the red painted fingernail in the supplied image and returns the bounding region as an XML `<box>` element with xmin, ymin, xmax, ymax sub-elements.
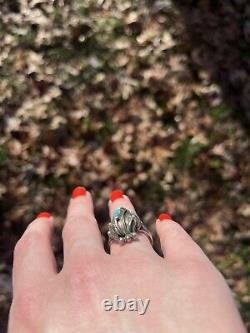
<box><xmin>72</xmin><ymin>186</ymin><xmax>87</xmax><ymax>198</ymax></box>
<box><xmin>158</xmin><ymin>213</ymin><xmax>172</xmax><ymax>221</ymax></box>
<box><xmin>110</xmin><ymin>190</ymin><xmax>124</xmax><ymax>202</ymax></box>
<box><xmin>37</xmin><ymin>212</ymin><xmax>51</xmax><ymax>218</ymax></box>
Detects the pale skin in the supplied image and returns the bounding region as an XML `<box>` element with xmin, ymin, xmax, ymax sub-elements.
<box><xmin>8</xmin><ymin>190</ymin><xmax>247</xmax><ymax>333</ymax></box>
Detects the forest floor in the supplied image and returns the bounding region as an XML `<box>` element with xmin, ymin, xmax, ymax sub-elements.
<box><xmin>0</xmin><ymin>1</ymin><xmax>250</xmax><ymax>332</ymax></box>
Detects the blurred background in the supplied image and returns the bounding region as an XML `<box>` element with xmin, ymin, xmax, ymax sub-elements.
<box><xmin>0</xmin><ymin>0</ymin><xmax>250</xmax><ymax>332</ymax></box>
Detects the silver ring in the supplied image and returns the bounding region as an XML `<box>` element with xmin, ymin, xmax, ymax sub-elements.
<box><xmin>108</xmin><ymin>207</ymin><xmax>153</xmax><ymax>245</ymax></box>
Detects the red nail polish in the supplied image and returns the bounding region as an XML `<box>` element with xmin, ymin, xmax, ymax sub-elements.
<box><xmin>72</xmin><ymin>186</ymin><xmax>87</xmax><ymax>198</ymax></box>
<box><xmin>37</xmin><ymin>212</ymin><xmax>51</xmax><ymax>218</ymax></box>
<box><xmin>158</xmin><ymin>213</ymin><xmax>172</xmax><ymax>221</ymax></box>
<box><xmin>110</xmin><ymin>190</ymin><xmax>124</xmax><ymax>202</ymax></box>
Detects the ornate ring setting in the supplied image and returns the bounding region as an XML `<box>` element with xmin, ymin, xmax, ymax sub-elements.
<box><xmin>108</xmin><ymin>207</ymin><xmax>153</xmax><ymax>245</ymax></box>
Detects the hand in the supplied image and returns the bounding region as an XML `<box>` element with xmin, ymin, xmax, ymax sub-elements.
<box><xmin>8</xmin><ymin>188</ymin><xmax>246</xmax><ymax>333</ymax></box>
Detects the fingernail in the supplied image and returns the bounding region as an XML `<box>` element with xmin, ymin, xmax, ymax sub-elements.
<box><xmin>158</xmin><ymin>213</ymin><xmax>172</xmax><ymax>221</ymax></box>
<box><xmin>72</xmin><ymin>186</ymin><xmax>87</xmax><ymax>198</ymax></box>
<box><xmin>37</xmin><ymin>212</ymin><xmax>51</xmax><ymax>219</ymax></box>
<box><xmin>110</xmin><ymin>190</ymin><xmax>124</xmax><ymax>202</ymax></box>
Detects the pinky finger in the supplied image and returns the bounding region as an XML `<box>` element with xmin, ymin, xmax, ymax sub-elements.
<box><xmin>156</xmin><ymin>213</ymin><xmax>207</xmax><ymax>264</ymax></box>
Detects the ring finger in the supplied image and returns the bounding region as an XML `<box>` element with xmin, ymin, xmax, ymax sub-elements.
<box><xmin>108</xmin><ymin>190</ymin><xmax>153</xmax><ymax>255</ymax></box>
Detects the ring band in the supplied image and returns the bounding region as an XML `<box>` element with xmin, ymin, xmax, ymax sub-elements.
<box><xmin>108</xmin><ymin>207</ymin><xmax>153</xmax><ymax>245</ymax></box>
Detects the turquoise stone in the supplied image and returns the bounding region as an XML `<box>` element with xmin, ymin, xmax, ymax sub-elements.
<box><xmin>112</xmin><ymin>208</ymin><xmax>121</xmax><ymax>221</ymax></box>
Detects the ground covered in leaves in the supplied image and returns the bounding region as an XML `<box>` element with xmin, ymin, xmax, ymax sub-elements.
<box><xmin>0</xmin><ymin>0</ymin><xmax>250</xmax><ymax>332</ymax></box>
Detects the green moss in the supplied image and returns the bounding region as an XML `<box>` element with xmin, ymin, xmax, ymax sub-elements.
<box><xmin>210</xmin><ymin>105</ymin><xmax>231</xmax><ymax>121</ymax></box>
<box><xmin>174</xmin><ymin>137</ymin><xmax>206</xmax><ymax>170</ymax></box>
<box><xmin>208</xmin><ymin>157</ymin><xmax>224</xmax><ymax>170</ymax></box>
<box><xmin>44</xmin><ymin>174</ymin><xmax>64</xmax><ymax>188</ymax></box>
<box><xmin>135</xmin><ymin>180</ymin><xmax>166</xmax><ymax>203</ymax></box>
<box><xmin>96</xmin><ymin>118</ymin><xmax>117</xmax><ymax>143</ymax></box>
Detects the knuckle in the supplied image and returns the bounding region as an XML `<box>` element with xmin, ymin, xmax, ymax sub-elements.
<box><xmin>159</xmin><ymin>221</ymin><xmax>183</xmax><ymax>245</ymax></box>
<box><xmin>69</xmin><ymin>213</ymin><xmax>96</xmax><ymax>226</ymax></box>
<box><xmin>62</xmin><ymin>222</ymin><xmax>77</xmax><ymax>242</ymax></box>
<box><xmin>62</xmin><ymin>215</ymin><xmax>96</xmax><ymax>241</ymax></box>
<box><xmin>14</xmin><ymin>226</ymin><xmax>42</xmax><ymax>255</ymax></box>
<box><xmin>120</xmin><ymin>252</ymin><xmax>149</xmax><ymax>268</ymax></box>
<box><xmin>62</xmin><ymin>223</ymin><xmax>76</xmax><ymax>243</ymax></box>
<box><xmin>67</xmin><ymin>239</ymin><xmax>93</xmax><ymax>256</ymax></box>
<box><xmin>62</xmin><ymin>215</ymin><xmax>96</xmax><ymax>243</ymax></box>
<box><xmin>165</xmin><ymin>221</ymin><xmax>185</xmax><ymax>238</ymax></box>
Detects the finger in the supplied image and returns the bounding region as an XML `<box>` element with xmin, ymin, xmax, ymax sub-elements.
<box><xmin>108</xmin><ymin>190</ymin><xmax>153</xmax><ymax>255</ymax></box>
<box><xmin>156</xmin><ymin>213</ymin><xmax>209</xmax><ymax>264</ymax></box>
<box><xmin>63</xmin><ymin>187</ymin><xmax>104</xmax><ymax>265</ymax></box>
<box><xmin>13</xmin><ymin>212</ymin><xmax>57</xmax><ymax>296</ymax></box>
